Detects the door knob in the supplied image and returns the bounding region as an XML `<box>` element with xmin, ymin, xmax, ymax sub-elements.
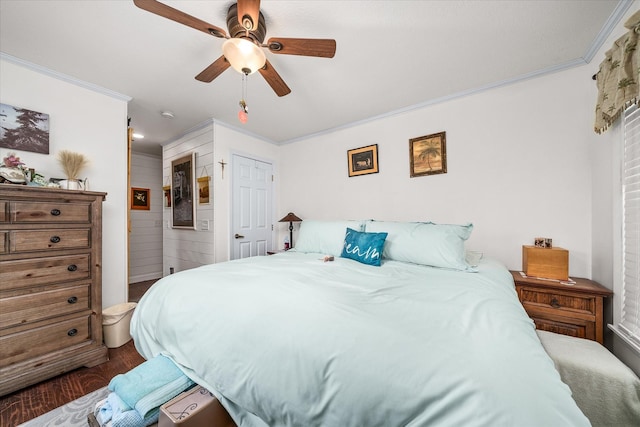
<box><xmin>235</xmin><ymin>233</ymin><xmax>245</xmax><ymax>239</ymax></box>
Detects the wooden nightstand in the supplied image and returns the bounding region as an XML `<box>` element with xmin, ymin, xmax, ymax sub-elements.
<box><xmin>511</xmin><ymin>271</ymin><xmax>612</xmax><ymax>344</ymax></box>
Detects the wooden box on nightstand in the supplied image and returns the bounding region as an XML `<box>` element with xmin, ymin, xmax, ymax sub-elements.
<box><xmin>522</xmin><ymin>245</ymin><xmax>569</xmax><ymax>281</ymax></box>
<box><xmin>511</xmin><ymin>271</ymin><xmax>612</xmax><ymax>344</ymax></box>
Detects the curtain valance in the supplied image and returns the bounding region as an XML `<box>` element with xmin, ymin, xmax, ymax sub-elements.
<box><xmin>594</xmin><ymin>10</ymin><xmax>640</xmax><ymax>134</ymax></box>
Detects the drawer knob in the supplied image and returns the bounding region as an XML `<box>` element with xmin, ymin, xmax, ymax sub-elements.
<box><xmin>50</xmin><ymin>236</ymin><xmax>61</xmax><ymax>243</ymax></box>
<box><xmin>67</xmin><ymin>296</ymin><xmax>78</xmax><ymax>304</ymax></box>
<box><xmin>551</xmin><ymin>298</ymin><xmax>561</xmax><ymax>308</ymax></box>
<box><xmin>50</xmin><ymin>208</ymin><xmax>61</xmax><ymax>216</ymax></box>
<box><xmin>67</xmin><ymin>264</ymin><xmax>78</xmax><ymax>272</ymax></box>
<box><xmin>67</xmin><ymin>328</ymin><xmax>78</xmax><ymax>337</ymax></box>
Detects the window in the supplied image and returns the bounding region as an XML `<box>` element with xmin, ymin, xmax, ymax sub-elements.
<box><xmin>619</xmin><ymin>104</ymin><xmax>640</xmax><ymax>350</ymax></box>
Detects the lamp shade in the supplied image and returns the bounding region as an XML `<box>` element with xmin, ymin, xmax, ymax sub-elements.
<box><xmin>279</xmin><ymin>212</ymin><xmax>302</xmax><ymax>223</ymax></box>
<box><xmin>222</xmin><ymin>38</ymin><xmax>266</xmax><ymax>75</ymax></box>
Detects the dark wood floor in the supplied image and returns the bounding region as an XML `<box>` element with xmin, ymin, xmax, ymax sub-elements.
<box><xmin>0</xmin><ymin>280</ymin><xmax>156</xmax><ymax>426</ymax></box>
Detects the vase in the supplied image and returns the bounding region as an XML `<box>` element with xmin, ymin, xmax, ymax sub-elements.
<box><xmin>60</xmin><ymin>179</ymin><xmax>82</xmax><ymax>190</ymax></box>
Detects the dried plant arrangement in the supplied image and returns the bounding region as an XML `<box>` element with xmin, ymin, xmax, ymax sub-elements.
<box><xmin>57</xmin><ymin>150</ymin><xmax>89</xmax><ymax>180</ymax></box>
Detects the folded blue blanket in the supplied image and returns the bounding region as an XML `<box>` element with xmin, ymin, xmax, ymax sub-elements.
<box><xmin>108</xmin><ymin>354</ymin><xmax>194</xmax><ymax>418</ymax></box>
<box><xmin>95</xmin><ymin>392</ymin><xmax>159</xmax><ymax>427</ymax></box>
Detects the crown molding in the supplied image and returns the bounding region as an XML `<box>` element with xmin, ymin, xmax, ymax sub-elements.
<box><xmin>1</xmin><ymin>52</ymin><xmax>132</xmax><ymax>102</ymax></box>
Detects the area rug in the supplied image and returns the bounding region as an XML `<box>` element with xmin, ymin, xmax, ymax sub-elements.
<box><xmin>18</xmin><ymin>387</ymin><xmax>109</xmax><ymax>427</ymax></box>
<box><xmin>18</xmin><ymin>387</ymin><xmax>161</xmax><ymax>427</ymax></box>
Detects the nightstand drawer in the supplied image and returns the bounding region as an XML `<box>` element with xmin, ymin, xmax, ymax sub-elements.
<box><xmin>519</xmin><ymin>288</ymin><xmax>595</xmax><ymax>316</ymax></box>
<box><xmin>529</xmin><ymin>315</ymin><xmax>590</xmax><ymax>340</ymax></box>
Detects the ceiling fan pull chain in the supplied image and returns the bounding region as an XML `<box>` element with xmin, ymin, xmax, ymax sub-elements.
<box><xmin>238</xmin><ymin>72</ymin><xmax>249</xmax><ymax>124</ymax></box>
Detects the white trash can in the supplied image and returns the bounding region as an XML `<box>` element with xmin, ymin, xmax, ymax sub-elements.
<box><xmin>102</xmin><ymin>302</ymin><xmax>137</xmax><ymax>348</ymax></box>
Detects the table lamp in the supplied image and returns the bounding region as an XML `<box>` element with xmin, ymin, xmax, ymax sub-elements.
<box><xmin>278</xmin><ymin>212</ymin><xmax>302</xmax><ymax>249</ymax></box>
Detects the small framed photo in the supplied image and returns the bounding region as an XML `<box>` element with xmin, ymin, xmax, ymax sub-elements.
<box><xmin>348</xmin><ymin>144</ymin><xmax>379</xmax><ymax>177</ymax></box>
<box><xmin>534</xmin><ymin>237</ymin><xmax>553</xmax><ymax>248</ymax></box>
<box><xmin>197</xmin><ymin>176</ymin><xmax>210</xmax><ymax>205</ymax></box>
<box><xmin>163</xmin><ymin>185</ymin><xmax>171</xmax><ymax>208</ymax></box>
<box><xmin>131</xmin><ymin>187</ymin><xmax>150</xmax><ymax>210</ymax></box>
<box><xmin>409</xmin><ymin>131</ymin><xmax>447</xmax><ymax>177</ymax></box>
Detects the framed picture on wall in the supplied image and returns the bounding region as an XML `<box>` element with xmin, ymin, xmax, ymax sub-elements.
<box><xmin>0</xmin><ymin>103</ymin><xmax>50</xmax><ymax>154</ymax></box>
<box><xmin>131</xmin><ymin>187</ymin><xmax>150</xmax><ymax>210</ymax></box>
<box><xmin>197</xmin><ymin>176</ymin><xmax>210</xmax><ymax>205</ymax></box>
<box><xmin>409</xmin><ymin>131</ymin><xmax>447</xmax><ymax>177</ymax></box>
<box><xmin>171</xmin><ymin>153</ymin><xmax>196</xmax><ymax>229</ymax></box>
<box><xmin>163</xmin><ymin>185</ymin><xmax>171</xmax><ymax>208</ymax></box>
<box><xmin>347</xmin><ymin>144</ymin><xmax>379</xmax><ymax>177</ymax></box>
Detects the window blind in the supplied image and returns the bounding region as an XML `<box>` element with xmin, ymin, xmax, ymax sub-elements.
<box><xmin>621</xmin><ymin>104</ymin><xmax>640</xmax><ymax>347</ymax></box>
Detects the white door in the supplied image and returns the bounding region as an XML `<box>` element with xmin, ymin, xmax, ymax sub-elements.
<box><xmin>231</xmin><ymin>154</ymin><xmax>273</xmax><ymax>259</ymax></box>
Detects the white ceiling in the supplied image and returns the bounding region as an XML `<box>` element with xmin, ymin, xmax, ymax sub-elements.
<box><xmin>0</xmin><ymin>1</ymin><xmax>631</xmax><ymax>155</ymax></box>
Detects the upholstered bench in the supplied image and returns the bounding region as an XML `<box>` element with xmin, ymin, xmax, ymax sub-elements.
<box><xmin>536</xmin><ymin>330</ymin><xmax>640</xmax><ymax>426</ymax></box>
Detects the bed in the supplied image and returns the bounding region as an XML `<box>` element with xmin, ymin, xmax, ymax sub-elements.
<box><xmin>131</xmin><ymin>220</ymin><xmax>590</xmax><ymax>426</ymax></box>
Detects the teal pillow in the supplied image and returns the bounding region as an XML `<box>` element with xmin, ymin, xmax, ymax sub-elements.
<box><xmin>341</xmin><ymin>228</ymin><xmax>388</xmax><ymax>266</ymax></box>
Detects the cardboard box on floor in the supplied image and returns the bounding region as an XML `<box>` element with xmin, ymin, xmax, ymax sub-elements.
<box><xmin>159</xmin><ymin>385</ymin><xmax>236</xmax><ymax>427</ymax></box>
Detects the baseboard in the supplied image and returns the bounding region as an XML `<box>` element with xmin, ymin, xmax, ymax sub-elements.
<box><xmin>129</xmin><ymin>272</ymin><xmax>162</xmax><ymax>284</ymax></box>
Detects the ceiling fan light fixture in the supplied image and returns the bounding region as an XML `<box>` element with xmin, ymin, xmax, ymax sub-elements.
<box><xmin>222</xmin><ymin>38</ymin><xmax>266</xmax><ymax>75</ymax></box>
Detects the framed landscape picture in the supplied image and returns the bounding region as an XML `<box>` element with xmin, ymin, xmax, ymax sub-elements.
<box><xmin>409</xmin><ymin>131</ymin><xmax>447</xmax><ymax>177</ymax></box>
<box><xmin>347</xmin><ymin>144</ymin><xmax>379</xmax><ymax>177</ymax></box>
<box><xmin>0</xmin><ymin>103</ymin><xmax>50</xmax><ymax>154</ymax></box>
<box><xmin>171</xmin><ymin>153</ymin><xmax>196</xmax><ymax>229</ymax></box>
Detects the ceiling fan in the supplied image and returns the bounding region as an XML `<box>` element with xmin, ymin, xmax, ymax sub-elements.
<box><xmin>133</xmin><ymin>0</ymin><xmax>337</xmax><ymax>97</ymax></box>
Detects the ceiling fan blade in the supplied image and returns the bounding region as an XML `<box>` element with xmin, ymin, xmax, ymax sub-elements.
<box><xmin>266</xmin><ymin>37</ymin><xmax>336</xmax><ymax>58</ymax></box>
<box><xmin>258</xmin><ymin>59</ymin><xmax>291</xmax><ymax>97</ymax></box>
<box><xmin>237</xmin><ymin>0</ymin><xmax>261</xmax><ymax>31</ymax></box>
<box><xmin>195</xmin><ymin>56</ymin><xmax>230</xmax><ymax>82</ymax></box>
<box><xmin>133</xmin><ymin>0</ymin><xmax>227</xmax><ymax>38</ymax></box>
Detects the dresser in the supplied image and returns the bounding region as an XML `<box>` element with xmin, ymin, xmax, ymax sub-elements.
<box><xmin>0</xmin><ymin>185</ymin><xmax>108</xmax><ymax>396</ymax></box>
<box><xmin>511</xmin><ymin>271</ymin><xmax>613</xmax><ymax>344</ymax></box>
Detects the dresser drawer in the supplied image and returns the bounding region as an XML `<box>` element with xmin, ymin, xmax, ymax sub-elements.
<box><xmin>0</xmin><ymin>254</ymin><xmax>90</xmax><ymax>290</ymax></box>
<box><xmin>10</xmin><ymin>228</ymin><xmax>90</xmax><ymax>252</ymax></box>
<box><xmin>0</xmin><ymin>315</ymin><xmax>91</xmax><ymax>368</ymax></box>
<box><xmin>11</xmin><ymin>201</ymin><xmax>90</xmax><ymax>223</ymax></box>
<box><xmin>0</xmin><ymin>284</ymin><xmax>90</xmax><ymax>329</ymax></box>
<box><xmin>0</xmin><ymin>231</ymin><xmax>6</xmax><ymax>254</ymax></box>
<box><xmin>0</xmin><ymin>201</ymin><xmax>6</xmax><ymax>222</ymax></box>
<box><xmin>519</xmin><ymin>287</ymin><xmax>596</xmax><ymax>316</ymax></box>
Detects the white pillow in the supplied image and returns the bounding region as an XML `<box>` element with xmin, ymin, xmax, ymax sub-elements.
<box><xmin>364</xmin><ymin>220</ymin><xmax>474</xmax><ymax>271</ymax></box>
<box><xmin>294</xmin><ymin>220</ymin><xmax>365</xmax><ymax>256</ymax></box>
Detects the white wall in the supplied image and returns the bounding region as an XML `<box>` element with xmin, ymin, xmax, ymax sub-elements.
<box><xmin>279</xmin><ymin>66</ymin><xmax>594</xmax><ymax>278</ymax></box>
<box><xmin>163</xmin><ymin>123</ymin><xmax>215</xmax><ymax>274</ymax></box>
<box><xmin>0</xmin><ymin>57</ymin><xmax>129</xmax><ymax>309</ymax></box>
<box><xmin>161</xmin><ymin>120</ymin><xmax>280</xmax><ymax>271</ymax></box>
<box><xmin>129</xmin><ymin>152</ymin><xmax>163</xmax><ymax>283</ymax></box>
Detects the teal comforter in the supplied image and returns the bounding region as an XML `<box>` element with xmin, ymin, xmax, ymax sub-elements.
<box><xmin>131</xmin><ymin>252</ymin><xmax>589</xmax><ymax>426</ymax></box>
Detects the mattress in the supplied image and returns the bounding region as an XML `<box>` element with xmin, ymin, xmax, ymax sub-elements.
<box><xmin>131</xmin><ymin>251</ymin><xmax>589</xmax><ymax>426</ymax></box>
